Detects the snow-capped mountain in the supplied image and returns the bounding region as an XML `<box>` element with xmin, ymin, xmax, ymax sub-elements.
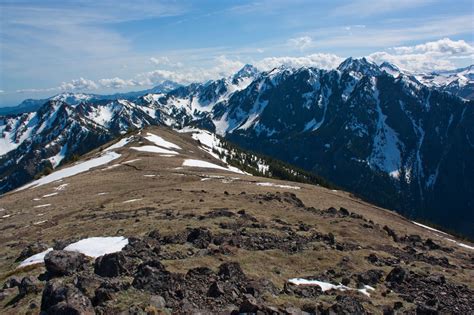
<box><xmin>0</xmin><ymin>80</ymin><xmax>181</xmax><ymax>116</ymax></box>
<box><xmin>379</xmin><ymin>63</ymin><xmax>474</xmax><ymax>100</ymax></box>
<box><xmin>1</xmin><ymin>60</ymin><xmax>473</xmax><ymax>237</ymax></box>
<box><xmin>0</xmin><ymin>99</ymin><xmax>160</xmax><ymax>192</ymax></box>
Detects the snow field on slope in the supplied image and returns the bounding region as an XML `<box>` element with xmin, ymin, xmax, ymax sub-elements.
<box><xmin>413</xmin><ymin>221</ymin><xmax>474</xmax><ymax>250</ymax></box>
<box><xmin>131</xmin><ymin>146</ymin><xmax>178</xmax><ymax>154</ymax></box>
<box><xmin>16</xmin><ymin>151</ymin><xmax>121</xmax><ymax>191</ymax></box>
<box><xmin>144</xmin><ymin>132</ymin><xmax>181</xmax><ymax>150</ymax></box>
<box><xmin>182</xmin><ymin>159</ymin><xmax>244</xmax><ymax>174</ymax></box>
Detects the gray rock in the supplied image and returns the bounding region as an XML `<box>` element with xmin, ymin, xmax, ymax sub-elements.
<box><xmin>44</xmin><ymin>250</ymin><xmax>87</xmax><ymax>276</ymax></box>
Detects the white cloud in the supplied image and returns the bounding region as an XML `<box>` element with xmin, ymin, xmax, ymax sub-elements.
<box><xmin>392</xmin><ymin>38</ymin><xmax>474</xmax><ymax>55</ymax></box>
<box><xmin>368</xmin><ymin>38</ymin><xmax>474</xmax><ymax>72</ymax></box>
<box><xmin>256</xmin><ymin>53</ymin><xmax>344</xmax><ymax>71</ymax></box>
<box><xmin>368</xmin><ymin>51</ymin><xmax>454</xmax><ymax>72</ymax></box>
<box><xmin>98</xmin><ymin>77</ymin><xmax>138</xmax><ymax>89</ymax></box>
<box><xmin>10</xmin><ymin>37</ymin><xmax>473</xmax><ymax>95</ymax></box>
<box><xmin>0</xmin><ymin>90</ymin><xmax>4</xmax><ymax>93</ymax></box>
<box><xmin>60</xmin><ymin>78</ymin><xmax>98</xmax><ymax>91</ymax></box>
<box><xmin>136</xmin><ymin>55</ymin><xmax>245</xmax><ymax>84</ymax></box>
<box><xmin>150</xmin><ymin>57</ymin><xmax>170</xmax><ymax>65</ymax></box>
<box><xmin>288</xmin><ymin>36</ymin><xmax>313</xmax><ymax>50</ymax></box>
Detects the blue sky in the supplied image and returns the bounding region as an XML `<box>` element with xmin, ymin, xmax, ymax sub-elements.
<box><xmin>0</xmin><ymin>0</ymin><xmax>473</xmax><ymax>106</ymax></box>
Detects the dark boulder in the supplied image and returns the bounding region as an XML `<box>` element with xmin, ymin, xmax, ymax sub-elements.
<box><xmin>357</xmin><ymin>269</ymin><xmax>384</xmax><ymax>286</ymax></box>
<box><xmin>41</xmin><ymin>280</ymin><xmax>95</xmax><ymax>314</ymax></box>
<box><xmin>132</xmin><ymin>260</ymin><xmax>181</xmax><ymax>295</ymax></box>
<box><xmin>44</xmin><ymin>250</ymin><xmax>87</xmax><ymax>277</ymax></box>
<box><xmin>218</xmin><ymin>262</ymin><xmax>246</xmax><ymax>281</ymax></box>
<box><xmin>187</xmin><ymin>228</ymin><xmax>213</xmax><ymax>249</ymax></box>
<box><xmin>385</xmin><ymin>266</ymin><xmax>407</xmax><ymax>285</ymax></box>
<box><xmin>339</xmin><ymin>207</ymin><xmax>350</xmax><ymax>216</ymax></box>
<box><xmin>18</xmin><ymin>276</ymin><xmax>40</xmax><ymax>296</ymax></box>
<box><xmin>424</xmin><ymin>239</ymin><xmax>441</xmax><ymax>250</ymax></box>
<box><xmin>207</xmin><ymin>281</ymin><xmax>224</xmax><ymax>297</ymax></box>
<box><xmin>239</xmin><ymin>294</ymin><xmax>260</xmax><ymax>313</ymax></box>
<box><xmin>94</xmin><ymin>252</ymin><xmax>129</xmax><ymax>277</ymax></box>
<box><xmin>283</xmin><ymin>281</ymin><xmax>323</xmax><ymax>298</ymax></box>
<box><xmin>122</xmin><ymin>237</ymin><xmax>160</xmax><ymax>260</ymax></box>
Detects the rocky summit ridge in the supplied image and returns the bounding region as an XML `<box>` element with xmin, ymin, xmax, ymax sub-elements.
<box><xmin>0</xmin><ymin>126</ymin><xmax>472</xmax><ymax>314</ymax></box>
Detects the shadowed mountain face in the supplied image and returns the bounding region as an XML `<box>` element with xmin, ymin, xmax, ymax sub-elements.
<box><xmin>1</xmin><ymin>59</ymin><xmax>473</xmax><ymax>237</ymax></box>
<box><xmin>0</xmin><ymin>126</ymin><xmax>473</xmax><ymax>314</ymax></box>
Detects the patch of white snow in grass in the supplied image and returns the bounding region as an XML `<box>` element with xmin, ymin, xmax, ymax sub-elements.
<box><xmin>412</xmin><ymin>221</ymin><xmax>473</xmax><ymax>250</ymax></box>
<box><xmin>105</xmin><ymin>136</ymin><xmax>133</xmax><ymax>151</ymax></box>
<box><xmin>288</xmin><ymin>279</ymin><xmax>349</xmax><ymax>292</ymax></box>
<box><xmin>34</xmin><ymin>204</ymin><xmax>51</xmax><ymax>208</ymax></box>
<box><xmin>256</xmin><ymin>182</ymin><xmax>301</xmax><ymax>190</ymax></box>
<box><xmin>457</xmin><ymin>243</ymin><xmax>474</xmax><ymax>250</ymax></box>
<box><xmin>97</xmin><ymin>192</ymin><xmax>109</xmax><ymax>195</ymax></box>
<box><xmin>445</xmin><ymin>238</ymin><xmax>474</xmax><ymax>250</ymax></box>
<box><xmin>102</xmin><ymin>164</ymin><xmax>120</xmax><ymax>171</ymax></box>
<box><xmin>64</xmin><ymin>237</ymin><xmax>129</xmax><ymax>258</ymax></box>
<box><xmin>33</xmin><ymin>220</ymin><xmax>48</xmax><ymax>225</ymax></box>
<box><xmin>17</xmin><ymin>152</ymin><xmax>121</xmax><ymax>191</ymax></box>
<box><xmin>288</xmin><ymin>278</ymin><xmax>375</xmax><ymax>297</ymax></box>
<box><xmin>54</xmin><ymin>183</ymin><xmax>69</xmax><ymax>191</ymax></box>
<box><xmin>144</xmin><ymin>133</ymin><xmax>181</xmax><ymax>150</ymax></box>
<box><xmin>358</xmin><ymin>285</ymin><xmax>375</xmax><ymax>297</ymax></box>
<box><xmin>182</xmin><ymin>159</ymin><xmax>244</xmax><ymax>174</ymax></box>
<box><xmin>18</xmin><ymin>248</ymin><xmax>53</xmax><ymax>268</ymax></box>
<box><xmin>1</xmin><ymin>214</ymin><xmax>12</xmax><ymax>218</ymax></box>
<box><xmin>131</xmin><ymin>146</ymin><xmax>178</xmax><ymax>155</ymax></box>
<box><xmin>412</xmin><ymin>221</ymin><xmax>449</xmax><ymax>235</ymax></box>
<box><xmin>42</xmin><ymin>192</ymin><xmax>58</xmax><ymax>198</ymax></box>
<box><xmin>123</xmin><ymin>158</ymin><xmax>141</xmax><ymax>164</ymax></box>
<box><xmin>123</xmin><ymin>198</ymin><xmax>142</xmax><ymax>203</ymax></box>
<box><xmin>143</xmin><ymin>174</ymin><xmax>157</xmax><ymax>177</ymax></box>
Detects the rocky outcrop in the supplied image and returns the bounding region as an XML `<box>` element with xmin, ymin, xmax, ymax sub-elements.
<box><xmin>44</xmin><ymin>250</ymin><xmax>88</xmax><ymax>277</ymax></box>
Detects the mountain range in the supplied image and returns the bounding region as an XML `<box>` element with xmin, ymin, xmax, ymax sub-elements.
<box><xmin>1</xmin><ymin>58</ymin><xmax>473</xmax><ymax>238</ymax></box>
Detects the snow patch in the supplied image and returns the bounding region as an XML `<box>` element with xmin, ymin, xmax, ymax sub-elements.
<box><xmin>130</xmin><ymin>146</ymin><xmax>178</xmax><ymax>155</ymax></box>
<box><xmin>63</xmin><ymin>236</ymin><xmax>129</xmax><ymax>258</ymax></box>
<box><xmin>256</xmin><ymin>182</ymin><xmax>301</xmax><ymax>190</ymax></box>
<box><xmin>17</xmin><ymin>151</ymin><xmax>121</xmax><ymax>191</ymax></box>
<box><xmin>18</xmin><ymin>248</ymin><xmax>53</xmax><ymax>268</ymax></box>
<box><xmin>34</xmin><ymin>204</ymin><xmax>51</xmax><ymax>208</ymax></box>
<box><xmin>144</xmin><ymin>133</ymin><xmax>181</xmax><ymax>150</ymax></box>
<box><xmin>182</xmin><ymin>159</ymin><xmax>244</xmax><ymax>174</ymax></box>
<box><xmin>105</xmin><ymin>136</ymin><xmax>133</xmax><ymax>151</ymax></box>
<box><xmin>123</xmin><ymin>198</ymin><xmax>142</xmax><ymax>203</ymax></box>
<box><xmin>288</xmin><ymin>278</ymin><xmax>375</xmax><ymax>297</ymax></box>
<box><xmin>42</xmin><ymin>192</ymin><xmax>58</xmax><ymax>198</ymax></box>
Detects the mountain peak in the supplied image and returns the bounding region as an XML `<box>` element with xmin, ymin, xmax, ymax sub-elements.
<box><xmin>233</xmin><ymin>64</ymin><xmax>259</xmax><ymax>80</ymax></box>
<box><xmin>380</xmin><ymin>61</ymin><xmax>402</xmax><ymax>77</ymax></box>
<box><xmin>337</xmin><ymin>57</ymin><xmax>380</xmax><ymax>75</ymax></box>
